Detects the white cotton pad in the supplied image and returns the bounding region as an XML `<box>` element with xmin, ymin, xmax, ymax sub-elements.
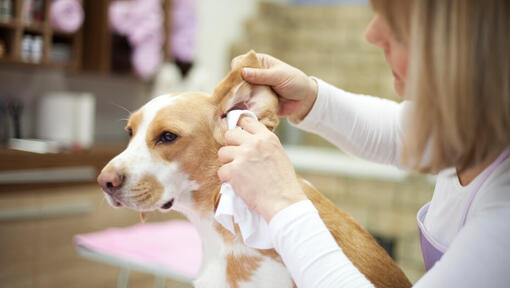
<box><xmin>214</xmin><ymin>110</ymin><xmax>273</xmax><ymax>249</ymax></box>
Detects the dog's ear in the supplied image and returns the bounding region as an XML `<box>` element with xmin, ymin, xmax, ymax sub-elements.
<box><xmin>212</xmin><ymin>51</ymin><xmax>279</xmax><ymax>143</ymax></box>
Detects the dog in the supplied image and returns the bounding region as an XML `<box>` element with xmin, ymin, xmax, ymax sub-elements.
<box><xmin>97</xmin><ymin>51</ymin><xmax>412</xmax><ymax>288</ymax></box>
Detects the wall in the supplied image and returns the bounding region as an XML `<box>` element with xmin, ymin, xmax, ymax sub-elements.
<box><xmin>194</xmin><ymin>0</ymin><xmax>257</xmax><ymax>93</ymax></box>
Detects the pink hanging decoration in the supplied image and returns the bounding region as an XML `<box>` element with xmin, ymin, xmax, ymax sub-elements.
<box><xmin>50</xmin><ymin>0</ymin><xmax>84</xmax><ymax>33</ymax></box>
<box><xmin>171</xmin><ymin>0</ymin><xmax>197</xmax><ymax>62</ymax></box>
<box><xmin>109</xmin><ymin>0</ymin><xmax>164</xmax><ymax>79</ymax></box>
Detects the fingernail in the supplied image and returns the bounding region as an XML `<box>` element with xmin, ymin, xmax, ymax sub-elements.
<box><xmin>242</xmin><ymin>68</ymin><xmax>253</xmax><ymax>78</ymax></box>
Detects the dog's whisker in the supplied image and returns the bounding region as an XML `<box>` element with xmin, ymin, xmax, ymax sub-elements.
<box><xmin>111</xmin><ymin>102</ymin><xmax>133</xmax><ymax>115</ymax></box>
<box><xmin>131</xmin><ymin>188</ymin><xmax>150</xmax><ymax>194</ymax></box>
<box><xmin>138</xmin><ymin>193</ymin><xmax>152</xmax><ymax>203</ymax></box>
<box><xmin>132</xmin><ymin>192</ymin><xmax>150</xmax><ymax>200</ymax></box>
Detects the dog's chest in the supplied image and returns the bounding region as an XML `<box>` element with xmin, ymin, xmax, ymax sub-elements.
<box><xmin>195</xmin><ymin>251</ymin><xmax>293</xmax><ymax>288</ymax></box>
<box><xmin>180</xmin><ymin>205</ymin><xmax>294</xmax><ymax>288</ymax></box>
<box><xmin>190</xmin><ymin>221</ymin><xmax>293</xmax><ymax>288</ymax></box>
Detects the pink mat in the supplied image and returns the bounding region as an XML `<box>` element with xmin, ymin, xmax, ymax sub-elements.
<box><xmin>74</xmin><ymin>220</ymin><xmax>202</xmax><ymax>278</ymax></box>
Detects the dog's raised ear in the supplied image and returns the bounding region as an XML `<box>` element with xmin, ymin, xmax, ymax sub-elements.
<box><xmin>212</xmin><ymin>51</ymin><xmax>279</xmax><ymax>143</ymax></box>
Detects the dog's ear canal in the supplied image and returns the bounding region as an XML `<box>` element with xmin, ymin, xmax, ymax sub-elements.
<box><xmin>212</xmin><ymin>51</ymin><xmax>279</xmax><ymax>132</ymax></box>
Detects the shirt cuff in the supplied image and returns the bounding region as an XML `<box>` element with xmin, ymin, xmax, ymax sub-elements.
<box><xmin>290</xmin><ymin>77</ymin><xmax>333</xmax><ymax>129</ymax></box>
<box><xmin>269</xmin><ymin>200</ymin><xmax>318</xmax><ymax>232</ymax></box>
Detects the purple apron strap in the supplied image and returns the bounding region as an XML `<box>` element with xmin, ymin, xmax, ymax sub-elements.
<box><xmin>419</xmin><ymin>228</ymin><xmax>444</xmax><ymax>271</ymax></box>
<box><xmin>418</xmin><ymin>147</ymin><xmax>510</xmax><ymax>271</ymax></box>
<box><xmin>417</xmin><ymin>203</ymin><xmax>447</xmax><ymax>271</ymax></box>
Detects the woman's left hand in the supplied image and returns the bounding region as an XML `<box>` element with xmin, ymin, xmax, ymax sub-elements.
<box><xmin>218</xmin><ymin>117</ymin><xmax>308</xmax><ymax>222</ymax></box>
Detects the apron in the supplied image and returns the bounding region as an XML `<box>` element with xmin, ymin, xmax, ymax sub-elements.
<box><xmin>417</xmin><ymin>148</ymin><xmax>510</xmax><ymax>271</ymax></box>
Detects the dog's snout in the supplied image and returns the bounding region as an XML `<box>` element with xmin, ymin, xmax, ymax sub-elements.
<box><xmin>97</xmin><ymin>169</ymin><xmax>125</xmax><ymax>195</ymax></box>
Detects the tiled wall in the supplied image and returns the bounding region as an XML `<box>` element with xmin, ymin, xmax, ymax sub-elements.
<box><xmin>232</xmin><ymin>3</ymin><xmax>397</xmax><ymax>98</ymax></box>
<box><xmin>232</xmin><ymin>2</ymin><xmax>399</xmax><ymax>148</ymax></box>
<box><xmin>301</xmin><ymin>171</ymin><xmax>433</xmax><ymax>283</ymax></box>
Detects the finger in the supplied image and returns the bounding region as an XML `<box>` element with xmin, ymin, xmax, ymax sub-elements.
<box><xmin>257</xmin><ymin>53</ymin><xmax>280</xmax><ymax>68</ymax></box>
<box><xmin>217</xmin><ymin>162</ymin><xmax>235</xmax><ymax>183</ymax></box>
<box><xmin>242</xmin><ymin>67</ymin><xmax>281</xmax><ymax>86</ymax></box>
<box><xmin>238</xmin><ymin>117</ymin><xmax>268</xmax><ymax>134</ymax></box>
<box><xmin>218</xmin><ymin>146</ymin><xmax>239</xmax><ymax>164</ymax></box>
<box><xmin>225</xmin><ymin>128</ymin><xmax>251</xmax><ymax>145</ymax></box>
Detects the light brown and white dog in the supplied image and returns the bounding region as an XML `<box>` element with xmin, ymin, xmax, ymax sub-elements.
<box><xmin>97</xmin><ymin>51</ymin><xmax>411</xmax><ymax>288</ymax></box>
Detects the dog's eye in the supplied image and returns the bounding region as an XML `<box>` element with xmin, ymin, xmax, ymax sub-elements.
<box><xmin>127</xmin><ymin>128</ymin><xmax>133</xmax><ymax>137</ymax></box>
<box><xmin>157</xmin><ymin>131</ymin><xmax>179</xmax><ymax>145</ymax></box>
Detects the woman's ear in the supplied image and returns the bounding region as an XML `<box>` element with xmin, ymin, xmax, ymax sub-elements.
<box><xmin>212</xmin><ymin>51</ymin><xmax>279</xmax><ymax>137</ymax></box>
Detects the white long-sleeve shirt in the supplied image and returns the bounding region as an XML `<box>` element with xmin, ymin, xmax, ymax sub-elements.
<box><xmin>268</xmin><ymin>78</ymin><xmax>510</xmax><ymax>288</ymax></box>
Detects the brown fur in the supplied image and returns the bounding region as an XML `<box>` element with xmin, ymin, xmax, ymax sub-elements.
<box><xmin>226</xmin><ymin>254</ymin><xmax>263</xmax><ymax>288</ymax></box>
<box><xmin>145</xmin><ymin>93</ymin><xmax>224</xmax><ymax>217</ymax></box>
<box><xmin>126</xmin><ymin>110</ymin><xmax>143</xmax><ymax>137</ymax></box>
<box><xmin>132</xmin><ymin>175</ymin><xmax>164</xmax><ymax>207</ymax></box>
<box><xmin>213</xmin><ymin>51</ymin><xmax>279</xmax><ymax>133</ymax></box>
<box><xmin>300</xmin><ymin>178</ymin><xmax>411</xmax><ymax>288</ymax></box>
<box><xmin>257</xmin><ymin>249</ymin><xmax>283</xmax><ymax>264</ymax></box>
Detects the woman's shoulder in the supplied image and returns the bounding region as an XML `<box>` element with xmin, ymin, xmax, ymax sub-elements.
<box><xmin>473</xmin><ymin>156</ymin><xmax>510</xmax><ymax>212</ymax></box>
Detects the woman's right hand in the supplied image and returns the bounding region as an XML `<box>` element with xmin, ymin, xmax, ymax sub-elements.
<box><xmin>231</xmin><ymin>53</ymin><xmax>318</xmax><ymax>123</ymax></box>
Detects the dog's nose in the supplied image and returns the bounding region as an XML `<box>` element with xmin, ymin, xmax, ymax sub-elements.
<box><xmin>97</xmin><ymin>170</ymin><xmax>125</xmax><ymax>195</ymax></box>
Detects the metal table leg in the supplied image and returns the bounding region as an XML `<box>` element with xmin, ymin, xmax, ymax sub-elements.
<box><xmin>154</xmin><ymin>276</ymin><xmax>166</xmax><ymax>288</ymax></box>
<box><xmin>117</xmin><ymin>267</ymin><xmax>131</xmax><ymax>288</ymax></box>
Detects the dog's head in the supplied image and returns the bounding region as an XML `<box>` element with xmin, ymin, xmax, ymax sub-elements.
<box><xmin>97</xmin><ymin>51</ymin><xmax>279</xmax><ymax>216</ymax></box>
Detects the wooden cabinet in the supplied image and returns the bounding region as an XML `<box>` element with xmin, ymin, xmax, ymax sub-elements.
<box><xmin>0</xmin><ymin>0</ymin><xmax>173</xmax><ymax>76</ymax></box>
<box><xmin>0</xmin><ymin>0</ymin><xmax>82</xmax><ymax>70</ymax></box>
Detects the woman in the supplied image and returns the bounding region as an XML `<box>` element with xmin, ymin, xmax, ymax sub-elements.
<box><xmin>218</xmin><ymin>0</ymin><xmax>510</xmax><ymax>287</ymax></box>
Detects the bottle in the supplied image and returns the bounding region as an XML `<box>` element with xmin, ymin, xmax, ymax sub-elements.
<box><xmin>21</xmin><ymin>35</ymin><xmax>32</xmax><ymax>62</ymax></box>
<box><xmin>32</xmin><ymin>0</ymin><xmax>42</xmax><ymax>22</ymax></box>
<box><xmin>31</xmin><ymin>35</ymin><xmax>42</xmax><ymax>63</ymax></box>
<box><xmin>22</xmin><ymin>0</ymin><xmax>32</xmax><ymax>24</ymax></box>
<box><xmin>0</xmin><ymin>0</ymin><xmax>11</xmax><ymax>21</ymax></box>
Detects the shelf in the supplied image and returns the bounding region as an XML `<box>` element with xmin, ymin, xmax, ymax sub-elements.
<box><xmin>0</xmin><ymin>19</ymin><xmax>18</xmax><ymax>29</ymax></box>
<box><xmin>53</xmin><ymin>29</ymin><xmax>75</xmax><ymax>38</ymax></box>
<box><xmin>0</xmin><ymin>144</ymin><xmax>125</xmax><ymax>172</ymax></box>
<box><xmin>0</xmin><ymin>0</ymin><xmax>82</xmax><ymax>71</ymax></box>
<box><xmin>0</xmin><ymin>57</ymin><xmax>77</xmax><ymax>71</ymax></box>
<box><xmin>0</xmin><ymin>143</ymin><xmax>124</xmax><ymax>191</ymax></box>
<box><xmin>22</xmin><ymin>21</ymin><xmax>45</xmax><ymax>33</ymax></box>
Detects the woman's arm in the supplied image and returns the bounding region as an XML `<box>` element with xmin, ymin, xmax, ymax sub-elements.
<box><xmin>235</xmin><ymin>53</ymin><xmax>407</xmax><ymax>167</ymax></box>
<box><xmin>292</xmin><ymin>78</ymin><xmax>409</xmax><ymax>168</ymax></box>
<box><xmin>270</xmin><ymin>199</ymin><xmax>510</xmax><ymax>288</ymax></box>
<box><xmin>270</xmin><ymin>200</ymin><xmax>375</xmax><ymax>288</ymax></box>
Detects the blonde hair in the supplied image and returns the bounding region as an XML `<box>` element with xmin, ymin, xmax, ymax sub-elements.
<box><xmin>371</xmin><ymin>0</ymin><xmax>510</xmax><ymax>173</ymax></box>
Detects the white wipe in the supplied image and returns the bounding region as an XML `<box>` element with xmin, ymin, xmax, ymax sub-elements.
<box><xmin>214</xmin><ymin>110</ymin><xmax>273</xmax><ymax>249</ymax></box>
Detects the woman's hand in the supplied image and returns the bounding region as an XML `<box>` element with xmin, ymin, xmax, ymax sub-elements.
<box><xmin>231</xmin><ymin>53</ymin><xmax>318</xmax><ymax>122</ymax></box>
<box><xmin>217</xmin><ymin>117</ymin><xmax>308</xmax><ymax>222</ymax></box>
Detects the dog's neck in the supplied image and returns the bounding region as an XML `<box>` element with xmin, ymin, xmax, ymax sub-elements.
<box><xmin>173</xmin><ymin>179</ymin><xmax>250</xmax><ymax>270</ymax></box>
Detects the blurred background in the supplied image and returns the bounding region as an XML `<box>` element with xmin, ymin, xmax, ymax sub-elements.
<box><xmin>0</xmin><ymin>0</ymin><xmax>433</xmax><ymax>287</ymax></box>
